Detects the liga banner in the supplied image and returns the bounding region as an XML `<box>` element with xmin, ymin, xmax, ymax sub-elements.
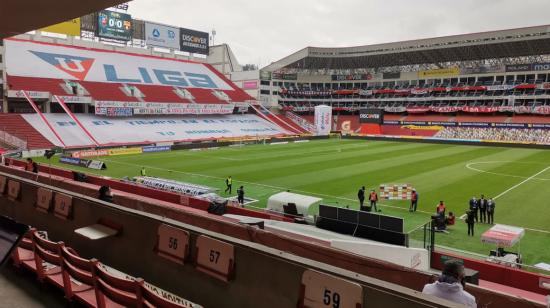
<box><xmin>40</xmin><ymin>18</ymin><xmax>81</xmax><ymax>36</ymax></box>
<box><xmin>418</xmin><ymin>67</ymin><xmax>460</xmax><ymax>78</ymax></box>
<box><xmin>4</xmin><ymin>39</ymin><xmax>233</xmax><ymax>90</ymax></box>
<box><xmin>380</xmin><ymin>184</ymin><xmax>414</xmax><ymax>200</ymax></box>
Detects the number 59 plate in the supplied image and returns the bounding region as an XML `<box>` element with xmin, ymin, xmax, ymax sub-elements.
<box><xmin>300</xmin><ymin>269</ymin><xmax>363</xmax><ymax>308</ymax></box>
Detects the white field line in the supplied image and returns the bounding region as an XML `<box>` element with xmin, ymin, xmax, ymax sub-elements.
<box><xmin>96</xmin><ymin>158</ymin><xmax>550</xmax><ymax>234</ymax></box>
<box><xmin>493</xmin><ymin>166</ymin><xmax>550</xmax><ymax>200</ymax></box>
<box><xmin>465</xmin><ymin>161</ymin><xmax>550</xmax><ymax>181</ymax></box>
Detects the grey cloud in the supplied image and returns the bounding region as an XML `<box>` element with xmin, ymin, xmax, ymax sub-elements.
<box><xmin>128</xmin><ymin>0</ymin><xmax>550</xmax><ymax>67</ymax></box>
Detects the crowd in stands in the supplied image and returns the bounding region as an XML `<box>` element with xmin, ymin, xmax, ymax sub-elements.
<box><xmin>434</xmin><ymin>127</ymin><xmax>550</xmax><ymax>144</ymax></box>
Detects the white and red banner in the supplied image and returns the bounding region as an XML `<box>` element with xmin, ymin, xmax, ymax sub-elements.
<box><xmin>95</xmin><ymin>101</ymin><xmax>234</xmax><ymax>115</ymax></box>
<box><xmin>314</xmin><ymin>105</ymin><xmax>332</xmax><ymax>136</ymax></box>
<box><xmin>533</xmin><ymin>106</ymin><xmax>550</xmax><ymax>115</ymax></box>
<box><xmin>481</xmin><ymin>224</ymin><xmax>524</xmax><ymax>247</ymax></box>
<box><xmin>22</xmin><ymin>113</ymin><xmax>286</xmax><ymax>147</ymax></box>
<box><xmin>411</xmin><ymin>89</ymin><xmax>428</xmax><ymax>95</ymax></box>
<box><xmin>5</xmin><ymin>39</ymin><xmax>233</xmax><ymax>90</ymax></box>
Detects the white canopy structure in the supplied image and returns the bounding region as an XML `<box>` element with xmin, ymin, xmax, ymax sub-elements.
<box><xmin>481</xmin><ymin>224</ymin><xmax>525</xmax><ymax>247</ymax></box>
<box><xmin>266</xmin><ymin>192</ymin><xmax>322</xmax><ymax>217</ymax></box>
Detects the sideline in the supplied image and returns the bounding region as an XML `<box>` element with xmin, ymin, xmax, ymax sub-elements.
<box><xmin>101</xmin><ymin>158</ymin><xmax>434</xmax><ymax>218</ymax></box>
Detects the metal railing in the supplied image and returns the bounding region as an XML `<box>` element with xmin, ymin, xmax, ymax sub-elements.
<box><xmin>285</xmin><ymin>111</ymin><xmax>316</xmax><ymax>132</ymax></box>
<box><xmin>0</xmin><ymin>129</ymin><xmax>28</xmax><ymax>150</ymax></box>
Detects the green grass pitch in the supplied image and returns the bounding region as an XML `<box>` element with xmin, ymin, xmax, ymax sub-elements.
<box><xmin>35</xmin><ymin>139</ymin><xmax>550</xmax><ymax>270</ymax></box>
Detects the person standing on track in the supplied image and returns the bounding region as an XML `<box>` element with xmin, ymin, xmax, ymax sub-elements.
<box><xmin>469</xmin><ymin>196</ymin><xmax>478</xmax><ymax>222</ymax></box>
<box><xmin>358</xmin><ymin>186</ymin><xmax>366</xmax><ymax>211</ymax></box>
<box><xmin>487</xmin><ymin>198</ymin><xmax>496</xmax><ymax>224</ymax></box>
<box><xmin>369</xmin><ymin>189</ymin><xmax>380</xmax><ymax>212</ymax></box>
<box><xmin>237</xmin><ymin>186</ymin><xmax>245</xmax><ymax>207</ymax></box>
<box><xmin>410</xmin><ymin>189</ymin><xmax>418</xmax><ymax>212</ymax></box>
<box><xmin>466</xmin><ymin>209</ymin><xmax>475</xmax><ymax>236</ymax></box>
<box><xmin>225</xmin><ymin>176</ymin><xmax>233</xmax><ymax>194</ymax></box>
<box><xmin>478</xmin><ymin>194</ymin><xmax>487</xmax><ymax>223</ymax></box>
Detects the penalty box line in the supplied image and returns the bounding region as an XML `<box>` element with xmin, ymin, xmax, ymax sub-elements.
<box><xmin>494</xmin><ymin>166</ymin><xmax>550</xmax><ymax>200</ymax></box>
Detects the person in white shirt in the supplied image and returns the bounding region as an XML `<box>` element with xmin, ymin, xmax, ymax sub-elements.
<box><xmin>422</xmin><ymin>260</ymin><xmax>476</xmax><ymax>307</ymax></box>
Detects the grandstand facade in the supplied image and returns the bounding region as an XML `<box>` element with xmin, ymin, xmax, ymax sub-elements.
<box><xmin>260</xmin><ymin>25</ymin><xmax>550</xmax><ymax>135</ymax></box>
<box><xmin>0</xmin><ymin>32</ymin><xmax>299</xmax><ymax>149</ymax></box>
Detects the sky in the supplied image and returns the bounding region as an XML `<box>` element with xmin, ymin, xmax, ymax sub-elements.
<box><xmin>128</xmin><ymin>0</ymin><xmax>550</xmax><ymax>68</ymax></box>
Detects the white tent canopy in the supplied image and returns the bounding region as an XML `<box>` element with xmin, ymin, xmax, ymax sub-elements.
<box><xmin>266</xmin><ymin>192</ymin><xmax>322</xmax><ymax>216</ymax></box>
<box><xmin>481</xmin><ymin>224</ymin><xmax>525</xmax><ymax>247</ymax></box>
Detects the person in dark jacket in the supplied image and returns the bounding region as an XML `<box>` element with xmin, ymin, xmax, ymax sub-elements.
<box><xmin>98</xmin><ymin>185</ymin><xmax>113</xmax><ymax>203</ymax></box>
<box><xmin>237</xmin><ymin>186</ymin><xmax>245</xmax><ymax>207</ymax></box>
<box><xmin>478</xmin><ymin>194</ymin><xmax>487</xmax><ymax>223</ymax></box>
<box><xmin>466</xmin><ymin>209</ymin><xmax>475</xmax><ymax>236</ymax></box>
<box><xmin>358</xmin><ymin>186</ymin><xmax>366</xmax><ymax>211</ymax></box>
<box><xmin>410</xmin><ymin>190</ymin><xmax>418</xmax><ymax>212</ymax></box>
<box><xmin>32</xmin><ymin>162</ymin><xmax>39</xmax><ymax>173</ymax></box>
<box><xmin>487</xmin><ymin>198</ymin><xmax>496</xmax><ymax>224</ymax></box>
<box><xmin>469</xmin><ymin>197</ymin><xmax>478</xmax><ymax>223</ymax></box>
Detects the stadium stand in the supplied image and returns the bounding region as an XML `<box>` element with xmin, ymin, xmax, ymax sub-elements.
<box><xmin>511</xmin><ymin>115</ymin><xmax>550</xmax><ymax>124</ymax></box>
<box><xmin>0</xmin><ymin>114</ymin><xmax>54</xmax><ymax>149</ymax></box>
<box><xmin>381</xmin><ymin>125</ymin><xmax>440</xmax><ymax>137</ymax></box>
<box><xmin>434</xmin><ymin>127</ymin><xmax>550</xmax><ymax>143</ymax></box>
<box><xmin>3</xmin><ymin>4</ymin><xmax>550</xmax><ymax>306</ymax></box>
<box><xmin>260</xmin><ymin>25</ymin><xmax>550</xmax><ymax>141</ymax></box>
<box><xmin>0</xmin><ymin>38</ymin><xmax>295</xmax><ymax>149</ymax></box>
<box><xmin>11</xmin><ymin>228</ymin><xmax>199</xmax><ymax>308</ymax></box>
<box><xmin>1</xmin><ymin>158</ymin><xmax>549</xmax><ymax>307</ymax></box>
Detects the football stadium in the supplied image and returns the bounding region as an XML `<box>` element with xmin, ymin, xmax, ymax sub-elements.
<box><xmin>1</xmin><ymin>1</ymin><xmax>550</xmax><ymax>308</ymax></box>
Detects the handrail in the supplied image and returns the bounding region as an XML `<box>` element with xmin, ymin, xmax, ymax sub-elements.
<box><xmin>285</xmin><ymin>111</ymin><xmax>315</xmax><ymax>132</ymax></box>
<box><xmin>0</xmin><ymin>129</ymin><xmax>28</xmax><ymax>150</ymax></box>
<box><xmin>20</xmin><ymin>91</ymin><xmax>66</xmax><ymax>147</ymax></box>
<box><xmin>53</xmin><ymin>95</ymin><xmax>100</xmax><ymax>146</ymax></box>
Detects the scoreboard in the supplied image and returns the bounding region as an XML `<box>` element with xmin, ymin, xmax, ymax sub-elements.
<box><xmin>380</xmin><ymin>184</ymin><xmax>414</xmax><ymax>200</ymax></box>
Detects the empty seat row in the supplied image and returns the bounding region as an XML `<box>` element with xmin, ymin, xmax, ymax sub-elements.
<box><xmin>12</xmin><ymin>229</ymin><xmax>200</xmax><ymax>308</ymax></box>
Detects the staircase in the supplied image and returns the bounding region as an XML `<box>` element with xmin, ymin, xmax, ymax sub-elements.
<box><xmin>0</xmin><ymin>114</ymin><xmax>54</xmax><ymax>149</ymax></box>
<box><xmin>250</xmin><ymin>105</ymin><xmax>302</xmax><ymax>135</ymax></box>
<box><xmin>285</xmin><ymin>111</ymin><xmax>315</xmax><ymax>133</ymax></box>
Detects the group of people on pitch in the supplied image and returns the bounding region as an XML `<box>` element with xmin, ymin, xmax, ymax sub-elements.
<box><xmin>357</xmin><ymin>186</ymin><xmax>382</xmax><ymax>212</ymax></box>
<box><xmin>465</xmin><ymin>195</ymin><xmax>496</xmax><ymax>236</ymax></box>
<box><xmin>358</xmin><ymin>186</ymin><xmax>420</xmax><ymax>213</ymax></box>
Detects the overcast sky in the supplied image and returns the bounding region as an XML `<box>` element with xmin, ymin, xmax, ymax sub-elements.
<box><xmin>128</xmin><ymin>0</ymin><xmax>550</xmax><ymax>67</ymax></box>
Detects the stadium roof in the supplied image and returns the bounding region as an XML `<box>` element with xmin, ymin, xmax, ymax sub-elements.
<box><xmin>262</xmin><ymin>25</ymin><xmax>550</xmax><ymax>71</ymax></box>
<box><xmin>0</xmin><ymin>0</ymin><xmax>127</xmax><ymax>39</ymax></box>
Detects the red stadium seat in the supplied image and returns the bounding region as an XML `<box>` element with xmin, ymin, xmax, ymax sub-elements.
<box><xmin>140</xmin><ymin>282</ymin><xmax>193</xmax><ymax>308</ymax></box>
<box><xmin>11</xmin><ymin>227</ymin><xmax>37</xmax><ymax>270</ymax></box>
<box><xmin>93</xmin><ymin>263</ymin><xmax>143</xmax><ymax>308</ymax></box>
<box><xmin>32</xmin><ymin>231</ymin><xmax>65</xmax><ymax>289</ymax></box>
<box><xmin>61</xmin><ymin>245</ymin><xmax>99</xmax><ymax>307</ymax></box>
